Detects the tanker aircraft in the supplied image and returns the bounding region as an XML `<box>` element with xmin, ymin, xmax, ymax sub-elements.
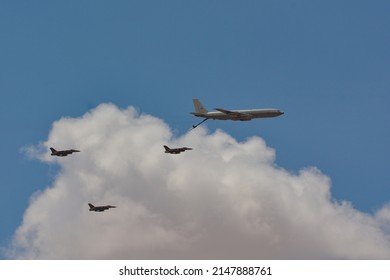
<box><xmin>190</xmin><ymin>99</ymin><xmax>283</xmax><ymax>128</ymax></box>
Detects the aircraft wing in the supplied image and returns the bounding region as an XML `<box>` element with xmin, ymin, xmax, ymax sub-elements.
<box><xmin>56</xmin><ymin>149</ymin><xmax>80</xmax><ymax>156</ymax></box>
<box><xmin>96</xmin><ymin>205</ymin><xmax>116</xmax><ymax>211</ymax></box>
<box><xmin>175</xmin><ymin>147</ymin><xmax>192</xmax><ymax>153</ymax></box>
<box><xmin>215</xmin><ymin>108</ymin><xmax>250</xmax><ymax>118</ymax></box>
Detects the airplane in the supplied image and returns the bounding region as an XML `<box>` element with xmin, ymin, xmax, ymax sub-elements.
<box><xmin>88</xmin><ymin>203</ymin><xmax>116</xmax><ymax>212</ymax></box>
<box><xmin>164</xmin><ymin>145</ymin><xmax>192</xmax><ymax>154</ymax></box>
<box><xmin>190</xmin><ymin>99</ymin><xmax>283</xmax><ymax>128</ymax></box>
<box><xmin>50</xmin><ymin>147</ymin><xmax>80</xmax><ymax>157</ymax></box>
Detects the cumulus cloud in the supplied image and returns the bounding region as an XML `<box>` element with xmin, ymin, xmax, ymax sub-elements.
<box><xmin>7</xmin><ymin>103</ymin><xmax>390</xmax><ymax>259</ymax></box>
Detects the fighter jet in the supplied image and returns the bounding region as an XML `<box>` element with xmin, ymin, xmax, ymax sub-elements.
<box><xmin>50</xmin><ymin>147</ymin><xmax>80</xmax><ymax>157</ymax></box>
<box><xmin>164</xmin><ymin>145</ymin><xmax>192</xmax><ymax>154</ymax></box>
<box><xmin>88</xmin><ymin>203</ymin><xmax>116</xmax><ymax>212</ymax></box>
<box><xmin>190</xmin><ymin>99</ymin><xmax>283</xmax><ymax>128</ymax></box>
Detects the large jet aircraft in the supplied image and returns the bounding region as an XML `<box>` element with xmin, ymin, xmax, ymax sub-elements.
<box><xmin>190</xmin><ymin>99</ymin><xmax>283</xmax><ymax>128</ymax></box>
<box><xmin>88</xmin><ymin>203</ymin><xmax>116</xmax><ymax>212</ymax></box>
<box><xmin>50</xmin><ymin>147</ymin><xmax>80</xmax><ymax>157</ymax></box>
<box><xmin>164</xmin><ymin>145</ymin><xmax>192</xmax><ymax>154</ymax></box>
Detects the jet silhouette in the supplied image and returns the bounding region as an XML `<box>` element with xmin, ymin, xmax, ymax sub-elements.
<box><xmin>164</xmin><ymin>145</ymin><xmax>192</xmax><ymax>154</ymax></box>
<box><xmin>50</xmin><ymin>147</ymin><xmax>80</xmax><ymax>157</ymax></box>
<box><xmin>88</xmin><ymin>203</ymin><xmax>116</xmax><ymax>212</ymax></box>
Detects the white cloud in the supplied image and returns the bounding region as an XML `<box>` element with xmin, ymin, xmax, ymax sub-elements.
<box><xmin>8</xmin><ymin>103</ymin><xmax>390</xmax><ymax>259</ymax></box>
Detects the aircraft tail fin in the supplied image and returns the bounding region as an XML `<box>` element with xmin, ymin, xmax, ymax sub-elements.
<box><xmin>88</xmin><ymin>203</ymin><xmax>94</xmax><ymax>209</ymax></box>
<box><xmin>192</xmin><ymin>99</ymin><xmax>208</xmax><ymax>114</ymax></box>
<box><xmin>163</xmin><ymin>145</ymin><xmax>170</xmax><ymax>152</ymax></box>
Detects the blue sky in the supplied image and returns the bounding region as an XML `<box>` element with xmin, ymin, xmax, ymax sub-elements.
<box><xmin>0</xmin><ymin>1</ymin><xmax>389</xmax><ymax>259</ymax></box>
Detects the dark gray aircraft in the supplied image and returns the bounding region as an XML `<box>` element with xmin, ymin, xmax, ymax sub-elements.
<box><xmin>164</xmin><ymin>145</ymin><xmax>192</xmax><ymax>154</ymax></box>
<box><xmin>191</xmin><ymin>99</ymin><xmax>284</xmax><ymax>128</ymax></box>
<box><xmin>50</xmin><ymin>147</ymin><xmax>80</xmax><ymax>157</ymax></box>
<box><xmin>88</xmin><ymin>203</ymin><xmax>116</xmax><ymax>212</ymax></box>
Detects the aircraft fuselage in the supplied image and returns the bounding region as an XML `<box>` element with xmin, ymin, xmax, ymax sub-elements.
<box><xmin>191</xmin><ymin>109</ymin><xmax>284</xmax><ymax>121</ymax></box>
